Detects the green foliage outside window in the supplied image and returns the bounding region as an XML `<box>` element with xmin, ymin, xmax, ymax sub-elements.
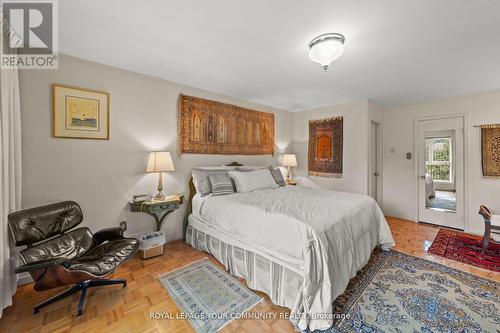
<box><xmin>425</xmin><ymin>137</ymin><xmax>451</xmax><ymax>181</ymax></box>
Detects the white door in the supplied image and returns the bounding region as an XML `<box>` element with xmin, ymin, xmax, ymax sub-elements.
<box><xmin>369</xmin><ymin>121</ymin><xmax>382</xmax><ymax>204</ymax></box>
<box><xmin>417</xmin><ymin>116</ymin><xmax>464</xmax><ymax>229</ymax></box>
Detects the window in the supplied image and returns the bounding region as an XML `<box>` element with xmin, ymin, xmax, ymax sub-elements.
<box><xmin>425</xmin><ymin>137</ymin><xmax>452</xmax><ymax>182</ymax></box>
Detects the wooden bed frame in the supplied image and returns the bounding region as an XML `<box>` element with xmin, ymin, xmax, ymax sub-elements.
<box><xmin>183</xmin><ymin>162</ymin><xmax>243</xmax><ymax>240</ymax></box>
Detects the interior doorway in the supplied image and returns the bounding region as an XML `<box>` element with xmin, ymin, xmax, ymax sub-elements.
<box><xmin>369</xmin><ymin>121</ymin><xmax>382</xmax><ymax>205</ymax></box>
<box><xmin>417</xmin><ymin>116</ymin><xmax>465</xmax><ymax>229</ymax></box>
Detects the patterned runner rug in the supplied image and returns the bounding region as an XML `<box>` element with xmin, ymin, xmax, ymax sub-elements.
<box><xmin>159</xmin><ymin>258</ymin><xmax>261</xmax><ymax>333</ymax></box>
<box><xmin>304</xmin><ymin>249</ymin><xmax>499</xmax><ymax>333</ymax></box>
<box><xmin>428</xmin><ymin>228</ymin><xmax>500</xmax><ymax>272</ymax></box>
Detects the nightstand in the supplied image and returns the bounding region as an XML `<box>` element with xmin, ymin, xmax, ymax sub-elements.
<box><xmin>286</xmin><ymin>180</ymin><xmax>297</xmax><ymax>186</ymax></box>
<box><xmin>129</xmin><ymin>194</ymin><xmax>184</xmax><ymax>231</ymax></box>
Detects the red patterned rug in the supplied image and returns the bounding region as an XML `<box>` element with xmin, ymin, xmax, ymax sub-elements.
<box><xmin>428</xmin><ymin>229</ymin><xmax>500</xmax><ymax>272</ymax></box>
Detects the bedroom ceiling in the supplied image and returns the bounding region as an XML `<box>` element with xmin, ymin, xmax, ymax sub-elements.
<box><xmin>59</xmin><ymin>0</ymin><xmax>500</xmax><ymax>112</ymax></box>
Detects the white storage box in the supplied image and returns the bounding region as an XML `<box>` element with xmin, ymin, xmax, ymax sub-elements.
<box><xmin>138</xmin><ymin>231</ymin><xmax>166</xmax><ymax>259</ymax></box>
<box><xmin>138</xmin><ymin>231</ymin><xmax>166</xmax><ymax>249</ymax></box>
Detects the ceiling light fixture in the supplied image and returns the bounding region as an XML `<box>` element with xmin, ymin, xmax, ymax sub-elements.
<box><xmin>308</xmin><ymin>33</ymin><xmax>345</xmax><ymax>71</ymax></box>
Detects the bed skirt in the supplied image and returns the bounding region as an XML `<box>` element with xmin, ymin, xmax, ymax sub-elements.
<box><xmin>185</xmin><ymin>216</ymin><xmax>305</xmax><ymax>325</ymax></box>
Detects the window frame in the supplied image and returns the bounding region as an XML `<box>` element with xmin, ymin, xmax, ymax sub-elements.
<box><xmin>425</xmin><ymin>136</ymin><xmax>453</xmax><ymax>183</ymax></box>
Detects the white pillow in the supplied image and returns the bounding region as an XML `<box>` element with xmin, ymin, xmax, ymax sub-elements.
<box><xmin>228</xmin><ymin>169</ymin><xmax>279</xmax><ymax>193</ymax></box>
<box><xmin>237</xmin><ymin>165</ymin><xmax>267</xmax><ymax>171</ymax></box>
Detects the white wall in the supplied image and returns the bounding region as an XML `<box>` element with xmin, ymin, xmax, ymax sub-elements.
<box><xmin>382</xmin><ymin>90</ymin><xmax>500</xmax><ymax>234</ymax></box>
<box><xmin>292</xmin><ymin>100</ymin><xmax>373</xmax><ymax>195</ymax></box>
<box><xmin>19</xmin><ymin>54</ymin><xmax>293</xmax><ymax>241</ymax></box>
<box><xmin>20</xmin><ymin>55</ymin><xmax>500</xmax><ymax>240</ymax></box>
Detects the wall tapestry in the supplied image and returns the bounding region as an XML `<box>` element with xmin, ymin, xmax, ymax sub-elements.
<box><xmin>52</xmin><ymin>84</ymin><xmax>109</xmax><ymax>140</ymax></box>
<box><xmin>308</xmin><ymin>116</ymin><xmax>343</xmax><ymax>177</ymax></box>
<box><xmin>481</xmin><ymin>124</ymin><xmax>500</xmax><ymax>177</ymax></box>
<box><xmin>178</xmin><ymin>94</ymin><xmax>274</xmax><ymax>156</ymax></box>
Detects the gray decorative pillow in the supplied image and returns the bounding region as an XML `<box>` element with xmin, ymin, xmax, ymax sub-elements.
<box><xmin>269</xmin><ymin>167</ymin><xmax>286</xmax><ymax>187</ymax></box>
<box><xmin>192</xmin><ymin>167</ymin><xmax>230</xmax><ymax>196</ymax></box>
<box><xmin>208</xmin><ymin>174</ymin><xmax>234</xmax><ymax>196</ymax></box>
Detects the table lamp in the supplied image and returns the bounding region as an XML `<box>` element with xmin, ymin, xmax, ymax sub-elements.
<box><xmin>146</xmin><ymin>151</ymin><xmax>175</xmax><ymax>200</ymax></box>
<box><xmin>282</xmin><ymin>154</ymin><xmax>297</xmax><ymax>181</ymax></box>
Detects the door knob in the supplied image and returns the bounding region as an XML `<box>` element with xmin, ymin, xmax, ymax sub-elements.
<box><xmin>420</xmin><ymin>175</ymin><xmax>426</xmax><ymax>179</ymax></box>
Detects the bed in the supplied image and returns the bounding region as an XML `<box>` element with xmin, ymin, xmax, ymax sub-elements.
<box><xmin>183</xmin><ymin>164</ymin><xmax>395</xmax><ymax>331</ymax></box>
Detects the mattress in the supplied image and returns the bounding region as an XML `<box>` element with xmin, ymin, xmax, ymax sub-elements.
<box><xmin>188</xmin><ymin>214</ymin><xmax>302</xmax><ymax>274</ymax></box>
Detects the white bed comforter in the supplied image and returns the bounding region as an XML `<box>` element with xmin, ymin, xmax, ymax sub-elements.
<box><xmin>195</xmin><ymin>186</ymin><xmax>395</xmax><ymax>331</ymax></box>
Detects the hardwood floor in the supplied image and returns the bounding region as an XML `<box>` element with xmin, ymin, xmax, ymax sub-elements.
<box><xmin>0</xmin><ymin>217</ymin><xmax>498</xmax><ymax>333</ymax></box>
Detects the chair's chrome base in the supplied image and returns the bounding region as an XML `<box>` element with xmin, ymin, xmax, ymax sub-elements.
<box><xmin>33</xmin><ymin>278</ymin><xmax>127</xmax><ymax>316</ymax></box>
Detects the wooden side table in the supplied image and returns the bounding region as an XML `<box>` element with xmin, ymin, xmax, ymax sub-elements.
<box><xmin>129</xmin><ymin>194</ymin><xmax>184</xmax><ymax>231</ymax></box>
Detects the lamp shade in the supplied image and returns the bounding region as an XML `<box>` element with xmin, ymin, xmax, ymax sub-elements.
<box><xmin>146</xmin><ymin>151</ymin><xmax>175</xmax><ymax>173</ymax></box>
<box><xmin>282</xmin><ymin>154</ymin><xmax>297</xmax><ymax>167</ymax></box>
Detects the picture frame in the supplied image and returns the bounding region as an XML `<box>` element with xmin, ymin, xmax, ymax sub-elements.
<box><xmin>52</xmin><ymin>84</ymin><xmax>110</xmax><ymax>140</ymax></box>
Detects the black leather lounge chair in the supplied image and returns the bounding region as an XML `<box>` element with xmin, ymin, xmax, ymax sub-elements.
<box><xmin>8</xmin><ymin>201</ymin><xmax>139</xmax><ymax>316</ymax></box>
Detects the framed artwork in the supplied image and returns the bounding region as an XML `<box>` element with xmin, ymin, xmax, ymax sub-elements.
<box><xmin>308</xmin><ymin>116</ymin><xmax>343</xmax><ymax>177</ymax></box>
<box><xmin>481</xmin><ymin>124</ymin><xmax>500</xmax><ymax>177</ymax></box>
<box><xmin>52</xmin><ymin>84</ymin><xmax>109</xmax><ymax>140</ymax></box>
<box><xmin>178</xmin><ymin>94</ymin><xmax>274</xmax><ymax>155</ymax></box>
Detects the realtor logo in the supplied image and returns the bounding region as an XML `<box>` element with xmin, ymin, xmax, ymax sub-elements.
<box><xmin>1</xmin><ymin>0</ymin><xmax>58</xmax><ymax>69</ymax></box>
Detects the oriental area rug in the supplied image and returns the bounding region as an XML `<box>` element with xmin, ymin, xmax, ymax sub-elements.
<box><xmin>302</xmin><ymin>249</ymin><xmax>499</xmax><ymax>333</ymax></box>
<box><xmin>428</xmin><ymin>228</ymin><xmax>500</xmax><ymax>273</ymax></box>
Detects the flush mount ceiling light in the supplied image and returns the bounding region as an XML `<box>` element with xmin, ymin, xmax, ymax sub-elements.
<box><xmin>308</xmin><ymin>33</ymin><xmax>345</xmax><ymax>71</ymax></box>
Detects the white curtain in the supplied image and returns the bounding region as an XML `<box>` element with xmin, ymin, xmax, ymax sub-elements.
<box><xmin>0</xmin><ymin>16</ymin><xmax>22</xmax><ymax>318</ymax></box>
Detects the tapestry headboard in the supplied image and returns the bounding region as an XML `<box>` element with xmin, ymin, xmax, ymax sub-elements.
<box><xmin>183</xmin><ymin>162</ymin><xmax>244</xmax><ymax>240</ymax></box>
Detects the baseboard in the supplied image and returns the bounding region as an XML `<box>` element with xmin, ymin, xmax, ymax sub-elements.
<box><xmin>385</xmin><ymin>216</ymin><xmax>417</xmax><ymax>223</ymax></box>
<box><xmin>17</xmin><ymin>272</ymin><xmax>33</xmax><ymax>286</ymax></box>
